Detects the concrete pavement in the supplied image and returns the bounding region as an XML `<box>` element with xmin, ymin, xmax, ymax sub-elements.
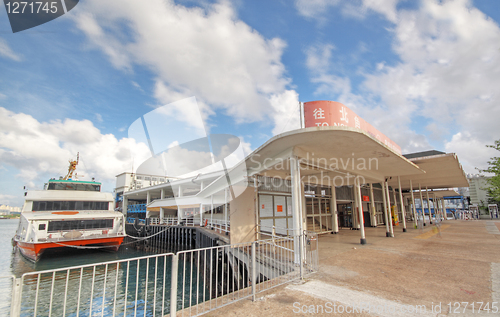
<box><xmin>207</xmin><ymin>220</ymin><xmax>500</xmax><ymax>316</ymax></box>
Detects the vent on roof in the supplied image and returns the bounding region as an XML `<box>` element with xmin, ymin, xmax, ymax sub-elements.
<box><xmin>403</xmin><ymin>150</ymin><xmax>445</xmax><ymax>159</ymax></box>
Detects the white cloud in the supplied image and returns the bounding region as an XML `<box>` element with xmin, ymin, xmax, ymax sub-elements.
<box><xmin>295</xmin><ymin>0</ymin><xmax>341</xmax><ymax>19</ymax></box>
<box><xmin>364</xmin><ymin>0</ymin><xmax>500</xmax><ymax>160</ymax></box>
<box><xmin>131</xmin><ymin>81</ymin><xmax>144</xmax><ymax>92</ymax></box>
<box><xmin>0</xmin><ymin>107</ymin><xmax>150</xmax><ymax>184</ymax></box>
<box><xmin>135</xmin><ymin>134</ymin><xmax>252</xmax><ymax>178</ymax></box>
<box><xmin>445</xmin><ymin>132</ymin><xmax>498</xmax><ymax>174</ymax></box>
<box><xmin>0</xmin><ymin>38</ymin><xmax>21</xmax><ymax>62</ymax></box>
<box><xmin>0</xmin><ymin>194</ymin><xmax>18</xmax><ymax>207</ymax></box>
<box><xmin>361</xmin><ymin>0</ymin><xmax>399</xmax><ymax>23</ymax></box>
<box><xmin>305</xmin><ymin>0</ymin><xmax>500</xmax><ymax>165</ymax></box>
<box><xmin>73</xmin><ymin>0</ymin><xmax>298</xmax><ymax>135</ymax></box>
<box><xmin>270</xmin><ymin>90</ymin><xmax>301</xmax><ymax>135</ymax></box>
<box><xmin>295</xmin><ymin>0</ymin><xmax>399</xmax><ymax>23</ymax></box>
<box><xmin>304</xmin><ymin>43</ymin><xmax>429</xmax><ymax>152</ymax></box>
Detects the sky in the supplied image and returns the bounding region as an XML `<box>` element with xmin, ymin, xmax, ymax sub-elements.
<box><xmin>1</xmin><ymin>0</ymin><xmax>500</xmax><ymax>207</ymax></box>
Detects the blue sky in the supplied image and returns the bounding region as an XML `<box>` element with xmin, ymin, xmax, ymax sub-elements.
<box><xmin>1</xmin><ymin>0</ymin><xmax>500</xmax><ymax>207</ymax></box>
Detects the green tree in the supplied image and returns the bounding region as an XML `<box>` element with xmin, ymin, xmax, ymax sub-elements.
<box><xmin>479</xmin><ymin>140</ymin><xmax>500</xmax><ymax>204</ymax></box>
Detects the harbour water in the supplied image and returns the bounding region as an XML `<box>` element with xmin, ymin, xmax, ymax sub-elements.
<box><xmin>0</xmin><ymin>219</ymin><xmax>205</xmax><ymax>316</ymax></box>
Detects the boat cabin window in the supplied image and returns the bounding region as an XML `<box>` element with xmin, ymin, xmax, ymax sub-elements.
<box><xmin>38</xmin><ymin>224</ymin><xmax>46</xmax><ymax>230</ymax></box>
<box><xmin>47</xmin><ymin>182</ymin><xmax>101</xmax><ymax>191</ymax></box>
<box><xmin>48</xmin><ymin>219</ymin><xmax>114</xmax><ymax>232</ymax></box>
<box><xmin>32</xmin><ymin>201</ymin><xmax>109</xmax><ymax>211</ymax></box>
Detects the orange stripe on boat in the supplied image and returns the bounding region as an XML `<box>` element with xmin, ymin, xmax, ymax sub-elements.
<box><xmin>52</xmin><ymin>211</ymin><xmax>80</xmax><ymax>215</ymax></box>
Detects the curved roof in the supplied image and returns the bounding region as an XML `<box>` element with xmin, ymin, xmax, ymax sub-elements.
<box><xmin>198</xmin><ymin>126</ymin><xmax>425</xmax><ymax>197</ymax></box>
<box><xmin>387</xmin><ymin>153</ymin><xmax>469</xmax><ymax>190</ymax></box>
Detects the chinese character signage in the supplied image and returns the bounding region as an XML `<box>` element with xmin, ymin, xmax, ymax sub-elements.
<box><xmin>303</xmin><ymin>100</ymin><xmax>401</xmax><ymax>154</ymax></box>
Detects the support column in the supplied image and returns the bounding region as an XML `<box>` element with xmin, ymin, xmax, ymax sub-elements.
<box><xmin>199</xmin><ymin>204</ymin><xmax>203</xmax><ymax>226</ymax></box>
<box><xmin>441</xmin><ymin>197</ymin><xmax>448</xmax><ymax>220</ymax></box>
<box><xmin>410</xmin><ymin>180</ymin><xmax>417</xmax><ymax>229</ymax></box>
<box><xmin>146</xmin><ymin>191</ymin><xmax>151</xmax><ymax>218</ymax></box>
<box><xmin>419</xmin><ymin>184</ymin><xmax>426</xmax><ymax>226</ymax></box>
<box><xmin>331</xmin><ymin>185</ymin><xmax>338</xmax><ymax>233</ymax></box>
<box><xmin>352</xmin><ymin>186</ymin><xmax>359</xmax><ymax>229</ymax></box>
<box><xmin>439</xmin><ymin>197</ymin><xmax>443</xmax><ymax>220</ymax></box>
<box><xmin>301</xmin><ymin>183</ymin><xmax>307</xmax><ymax>234</ymax></box>
<box><xmin>433</xmin><ymin>194</ymin><xmax>439</xmax><ymax>221</ymax></box>
<box><xmin>385</xmin><ymin>180</ymin><xmax>394</xmax><ymax>237</ymax></box>
<box><xmin>123</xmin><ymin>196</ymin><xmax>128</xmax><ymax>217</ymax></box>
<box><xmin>392</xmin><ymin>188</ymin><xmax>399</xmax><ymax>225</ymax></box>
<box><xmin>200</xmin><ymin>180</ymin><xmax>205</xmax><ymax>226</ymax></box>
<box><xmin>437</xmin><ymin>198</ymin><xmax>441</xmax><ymax>220</ymax></box>
<box><xmin>160</xmin><ymin>189</ymin><xmax>165</xmax><ymax>222</ymax></box>
<box><xmin>177</xmin><ymin>186</ymin><xmax>183</xmax><ymax>221</ymax></box>
<box><xmin>210</xmin><ymin>195</ymin><xmax>214</xmax><ymax>228</ymax></box>
<box><xmin>425</xmin><ymin>186</ymin><xmax>432</xmax><ymax>224</ymax></box>
<box><xmin>290</xmin><ymin>156</ymin><xmax>303</xmax><ymax>264</ymax></box>
<box><xmin>369</xmin><ymin>183</ymin><xmax>377</xmax><ymax>227</ymax></box>
<box><xmin>224</xmin><ymin>188</ymin><xmax>228</xmax><ymax>233</ymax></box>
<box><xmin>381</xmin><ymin>182</ymin><xmax>390</xmax><ymax>237</ymax></box>
<box><xmin>398</xmin><ymin>176</ymin><xmax>407</xmax><ymax>232</ymax></box>
<box><xmin>355</xmin><ymin>181</ymin><xmax>367</xmax><ymax>244</ymax></box>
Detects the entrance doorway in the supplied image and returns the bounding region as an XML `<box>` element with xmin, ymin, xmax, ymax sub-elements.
<box><xmin>338</xmin><ymin>203</ymin><xmax>353</xmax><ymax>228</ymax></box>
<box><xmin>375</xmin><ymin>202</ymin><xmax>385</xmax><ymax>225</ymax></box>
<box><xmin>305</xmin><ymin>185</ymin><xmax>332</xmax><ymax>233</ymax></box>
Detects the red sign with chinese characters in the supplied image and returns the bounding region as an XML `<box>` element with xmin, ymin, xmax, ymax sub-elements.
<box><xmin>277</xmin><ymin>205</ymin><xmax>283</xmax><ymax>212</ymax></box>
<box><xmin>304</xmin><ymin>100</ymin><xmax>401</xmax><ymax>154</ymax></box>
<box><xmin>362</xmin><ymin>195</ymin><xmax>370</xmax><ymax>202</ymax></box>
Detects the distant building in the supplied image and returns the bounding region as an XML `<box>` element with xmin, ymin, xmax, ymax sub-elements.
<box><xmin>468</xmin><ymin>174</ymin><xmax>491</xmax><ymax>206</ymax></box>
<box><xmin>0</xmin><ymin>204</ymin><xmax>22</xmax><ymax>215</ymax></box>
<box><xmin>114</xmin><ymin>172</ymin><xmax>172</xmax><ymax>213</ymax></box>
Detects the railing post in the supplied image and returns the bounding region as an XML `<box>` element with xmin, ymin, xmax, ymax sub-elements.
<box><xmin>170</xmin><ymin>254</ymin><xmax>178</xmax><ymax>317</ymax></box>
<box><xmin>251</xmin><ymin>242</ymin><xmax>256</xmax><ymax>302</ymax></box>
<box><xmin>11</xmin><ymin>277</ymin><xmax>22</xmax><ymax>317</ymax></box>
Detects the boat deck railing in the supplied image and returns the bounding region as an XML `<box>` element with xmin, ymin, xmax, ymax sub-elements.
<box><xmin>37</xmin><ymin>232</ymin><xmax>126</xmax><ymax>243</ymax></box>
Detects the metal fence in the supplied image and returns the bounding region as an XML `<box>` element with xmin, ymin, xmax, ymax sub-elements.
<box><xmin>0</xmin><ymin>275</ymin><xmax>17</xmax><ymax>316</ymax></box>
<box><xmin>9</xmin><ymin>232</ymin><xmax>318</xmax><ymax>316</ymax></box>
<box><xmin>207</xmin><ymin>219</ymin><xmax>229</xmax><ymax>234</ymax></box>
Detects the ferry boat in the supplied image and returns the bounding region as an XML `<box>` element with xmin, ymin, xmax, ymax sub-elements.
<box><xmin>13</xmin><ymin>154</ymin><xmax>126</xmax><ymax>262</ymax></box>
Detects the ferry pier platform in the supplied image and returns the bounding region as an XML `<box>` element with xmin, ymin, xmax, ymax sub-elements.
<box><xmin>209</xmin><ymin>219</ymin><xmax>500</xmax><ymax>316</ymax></box>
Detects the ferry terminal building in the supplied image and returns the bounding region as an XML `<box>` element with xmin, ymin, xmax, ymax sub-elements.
<box><xmin>115</xmin><ymin>100</ymin><xmax>468</xmax><ymax>246</ymax></box>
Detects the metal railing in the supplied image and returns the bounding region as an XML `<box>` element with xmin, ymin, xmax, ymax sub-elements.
<box><xmin>159</xmin><ymin>218</ymin><xmax>179</xmax><ymax>226</ymax></box>
<box><xmin>9</xmin><ymin>232</ymin><xmax>318</xmax><ymax>316</ymax></box>
<box><xmin>37</xmin><ymin>232</ymin><xmax>125</xmax><ymax>243</ymax></box>
<box><xmin>16</xmin><ymin>253</ymin><xmax>176</xmax><ymax>317</ymax></box>
<box><xmin>128</xmin><ymin>204</ymin><xmax>147</xmax><ymax>213</ymax></box>
<box><xmin>126</xmin><ymin>217</ymin><xmax>145</xmax><ymax>225</ymax></box>
<box><xmin>257</xmin><ymin>224</ymin><xmax>295</xmax><ymax>236</ymax></box>
<box><xmin>0</xmin><ymin>275</ymin><xmax>17</xmax><ymax>316</ymax></box>
<box><xmin>207</xmin><ymin>219</ymin><xmax>229</xmax><ymax>234</ymax></box>
<box><xmin>181</xmin><ymin>218</ymin><xmax>197</xmax><ymax>227</ymax></box>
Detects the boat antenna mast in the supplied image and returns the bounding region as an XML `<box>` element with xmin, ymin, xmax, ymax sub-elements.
<box><xmin>64</xmin><ymin>152</ymin><xmax>79</xmax><ymax>180</ymax></box>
